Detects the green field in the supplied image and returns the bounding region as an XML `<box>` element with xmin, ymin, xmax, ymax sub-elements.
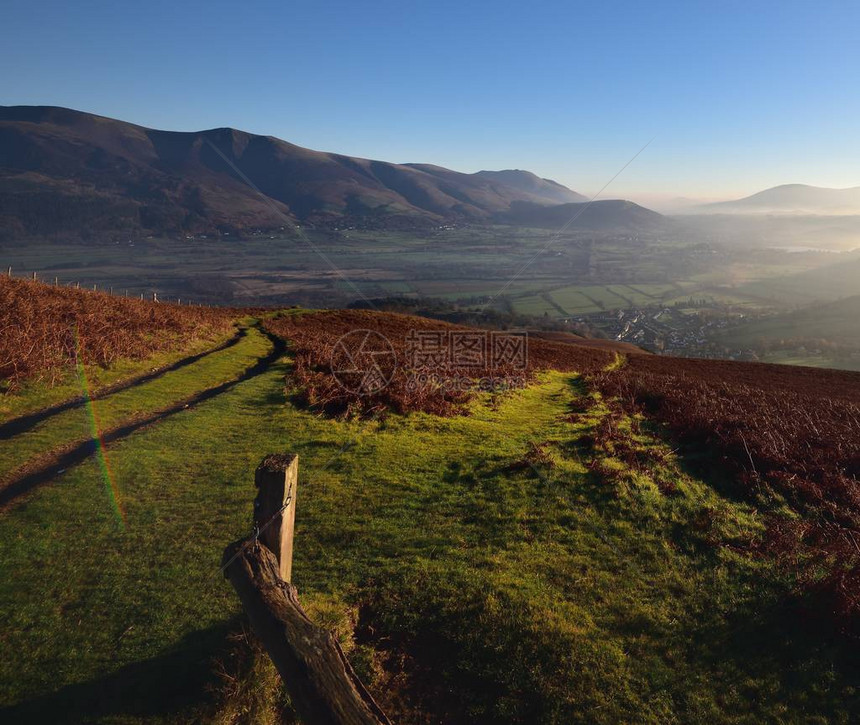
<box><xmin>4</xmin><ymin>227</ymin><xmax>846</xmax><ymax>313</ymax></box>
<box><xmin>0</xmin><ymin>317</ymin><xmax>857</xmax><ymax>722</ymax></box>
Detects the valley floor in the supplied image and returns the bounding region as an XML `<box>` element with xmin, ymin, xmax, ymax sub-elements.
<box><xmin>0</xmin><ymin>321</ymin><xmax>856</xmax><ymax>723</ymax></box>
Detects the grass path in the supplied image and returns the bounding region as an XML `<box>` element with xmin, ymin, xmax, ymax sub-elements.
<box><xmin>0</xmin><ymin>327</ymin><xmax>246</xmax><ymax>439</ymax></box>
<box><xmin>0</xmin><ymin>325</ymin><xmax>246</xmax><ymax>425</ymax></box>
<box><xmin>0</xmin><ymin>349</ymin><xmax>856</xmax><ymax>722</ymax></box>
<box><xmin>0</xmin><ymin>326</ymin><xmax>273</xmax><ymax>501</ymax></box>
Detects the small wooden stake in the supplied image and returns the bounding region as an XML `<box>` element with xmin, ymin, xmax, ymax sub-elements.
<box><xmin>254</xmin><ymin>453</ymin><xmax>298</xmax><ymax>582</ymax></box>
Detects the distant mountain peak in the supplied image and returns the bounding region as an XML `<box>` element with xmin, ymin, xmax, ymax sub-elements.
<box><xmin>699</xmin><ymin>183</ymin><xmax>860</xmax><ymax>215</ymax></box>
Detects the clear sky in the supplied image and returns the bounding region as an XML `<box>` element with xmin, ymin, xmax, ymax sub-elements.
<box><xmin>2</xmin><ymin>0</ymin><xmax>859</xmax><ymax>202</ymax></box>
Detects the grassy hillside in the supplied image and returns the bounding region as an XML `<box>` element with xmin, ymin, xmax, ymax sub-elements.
<box><xmin>720</xmin><ymin>294</ymin><xmax>860</xmax><ymax>347</ymax></box>
<box><xmin>0</xmin><ymin>282</ymin><xmax>857</xmax><ymax>723</ymax></box>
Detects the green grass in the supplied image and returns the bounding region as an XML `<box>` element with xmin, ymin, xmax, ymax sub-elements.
<box><xmin>0</xmin><ymin>326</ymin><xmax>240</xmax><ymax>424</ymax></box>
<box><xmin>511</xmin><ymin>283</ymin><xmax>686</xmax><ymax>318</ymax></box>
<box><xmin>758</xmin><ymin>352</ymin><xmax>860</xmax><ymax>371</ymax></box>
<box><xmin>0</xmin><ymin>338</ymin><xmax>856</xmax><ymax>722</ymax></box>
<box><xmin>0</xmin><ymin>326</ymin><xmax>270</xmax><ymax>481</ymax></box>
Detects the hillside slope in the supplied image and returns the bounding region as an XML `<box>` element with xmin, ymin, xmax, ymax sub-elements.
<box><xmin>473</xmin><ymin>169</ymin><xmax>589</xmax><ymax>204</ymax></box>
<box><xmin>0</xmin><ymin>106</ymin><xmax>606</xmax><ymax>239</ymax></box>
<box><xmin>702</xmin><ymin>183</ymin><xmax>860</xmax><ymax>214</ymax></box>
<box><xmin>0</xmin><ymin>286</ymin><xmax>857</xmax><ymax>723</ymax></box>
<box><xmin>720</xmin><ymin>294</ymin><xmax>860</xmax><ymax>348</ymax></box>
<box><xmin>498</xmin><ymin>198</ymin><xmax>665</xmax><ymax>230</ymax></box>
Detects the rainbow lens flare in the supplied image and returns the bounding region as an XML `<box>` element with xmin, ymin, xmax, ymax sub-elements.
<box><xmin>74</xmin><ymin>327</ymin><xmax>126</xmax><ymax>526</ymax></box>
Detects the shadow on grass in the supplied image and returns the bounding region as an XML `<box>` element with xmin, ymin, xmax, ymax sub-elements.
<box><xmin>689</xmin><ymin>596</ymin><xmax>860</xmax><ymax>714</ymax></box>
<box><xmin>0</xmin><ymin>329</ymin><xmax>287</xmax><ymax>510</ymax></box>
<box><xmin>0</xmin><ymin>619</ymin><xmax>239</xmax><ymax>723</ymax></box>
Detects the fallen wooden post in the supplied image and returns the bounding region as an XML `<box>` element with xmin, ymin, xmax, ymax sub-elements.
<box><xmin>222</xmin><ymin>454</ymin><xmax>391</xmax><ymax>725</ymax></box>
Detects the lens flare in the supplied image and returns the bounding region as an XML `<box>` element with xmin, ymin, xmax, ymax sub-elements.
<box><xmin>74</xmin><ymin>327</ymin><xmax>126</xmax><ymax>526</ymax></box>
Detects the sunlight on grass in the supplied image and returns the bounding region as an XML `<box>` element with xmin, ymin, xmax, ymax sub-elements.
<box><xmin>0</xmin><ymin>358</ymin><xmax>855</xmax><ymax>723</ymax></box>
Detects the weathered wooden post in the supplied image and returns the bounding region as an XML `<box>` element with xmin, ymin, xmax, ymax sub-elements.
<box><xmin>6</xmin><ymin>266</ymin><xmax>11</xmax><ymax>277</ymax></box>
<box><xmin>32</xmin><ymin>271</ymin><xmax>37</xmax><ymax>280</ymax></box>
<box><xmin>222</xmin><ymin>454</ymin><xmax>391</xmax><ymax>725</ymax></box>
<box><xmin>254</xmin><ymin>453</ymin><xmax>298</xmax><ymax>581</ymax></box>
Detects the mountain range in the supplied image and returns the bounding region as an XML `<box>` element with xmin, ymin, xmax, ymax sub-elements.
<box><xmin>0</xmin><ymin>106</ymin><xmax>658</xmax><ymax>240</ymax></box>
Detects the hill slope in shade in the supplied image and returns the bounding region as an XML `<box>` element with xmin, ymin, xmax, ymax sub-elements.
<box><xmin>700</xmin><ymin>183</ymin><xmax>860</xmax><ymax>215</ymax></box>
<box><xmin>0</xmin><ymin>105</ymin><xmax>626</xmax><ymax>239</ymax></box>
<box><xmin>498</xmin><ymin>198</ymin><xmax>665</xmax><ymax>230</ymax></box>
<box><xmin>720</xmin><ymin>294</ymin><xmax>860</xmax><ymax>348</ymax></box>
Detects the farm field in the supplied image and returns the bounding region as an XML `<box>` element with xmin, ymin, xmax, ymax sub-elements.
<box><xmin>758</xmin><ymin>352</ymin><xmax>860</xmax><ymax>371</ymax></box>
<box><xmin>718</xmin><ymin>295</ymin><xmax>860</xmax><ymax>348</ymax></box>
<box><xmin>2</xmin><ymin>227</ymin><xmax>849</xmax><ymax>312</ymax></box>
<box><xmin>509</xmin><ymin>282</ymin><xmax>770</xmax><ymax>318</ymax></box>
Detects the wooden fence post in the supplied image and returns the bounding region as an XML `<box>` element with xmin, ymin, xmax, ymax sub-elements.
<box><xmin>223</xmin><ymin>454</ymin><xmax>391</xmax><ymax>725</ymax></box>
<box><xmin>254</xmin><ymin>453</ymin><xmax>298</xmax><ymax>582</ymax></box>
<box><xmin>222</xmin><ymin>543</ymin><xmax>391</xmax><ymax>725</ymax></box>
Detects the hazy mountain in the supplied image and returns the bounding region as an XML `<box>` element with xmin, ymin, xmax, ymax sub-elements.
<box><xmin>498</xmin><ymin>199</ymin><xmax>665</xmax><ymax>230</ymax></box>
<box><xmin>0</xmin><ymin>105</ymin><xmax>628</xmax><ymax>240</ymax></box>
<box><xmin>699</xmin><ymin>184</ymin><xmax>860</xmax><ymax>215</ymax></box>
<box><xmin>473</xmin><ymin>169</ymin><xmax>588</xmax><ymax>204</ymax></box>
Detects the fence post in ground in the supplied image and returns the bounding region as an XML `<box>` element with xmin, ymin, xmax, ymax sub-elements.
<box><xmin>6</xmin><ymin>266</ymin><xmax>10</xmax><ymax>277</ymax></box>
<box><xmin>32</xmin><ymin>271</ymin><xmax>37</xmax><ymax>281</ymax></box>
<box><xmin>254</xmin><ymin>453</ymin><xmax>298</xmax><ymax>582</ymax></box>
<box><xmin>222</xmin><ymin>454</ymin><xmax>391</xmax><ymax>725</ymax></box>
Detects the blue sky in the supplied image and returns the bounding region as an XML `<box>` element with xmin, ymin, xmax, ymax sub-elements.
<box><xmin>3</xmin><ymin>0</ymin><xmax>859</xmax><ymax>201</ymax></box>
